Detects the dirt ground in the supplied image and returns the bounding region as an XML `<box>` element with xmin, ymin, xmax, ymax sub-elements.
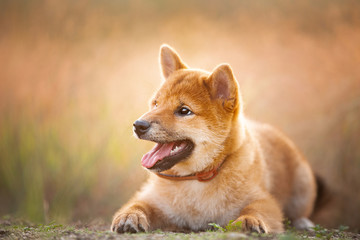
<box><xmin>1</xmin><ymin>217</ymin><xmax>359</xmax><ymax>240</ymax></box>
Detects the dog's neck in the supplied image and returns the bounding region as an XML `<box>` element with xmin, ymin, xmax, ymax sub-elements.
<box><xmin>155</xmin><ymin>155</ymin><xmax>228</xmax><ymax>182</ymax></box>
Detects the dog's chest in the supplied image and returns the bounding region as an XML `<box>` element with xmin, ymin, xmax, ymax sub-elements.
<box><xmin>150</xmin><ymin>180</ymin><xmax>243</xmax><ymax>230</ymax></box>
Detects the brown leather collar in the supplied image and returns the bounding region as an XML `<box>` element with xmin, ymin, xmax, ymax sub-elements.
<box><xmin>155</xmin><ymin>157</ymin><xmax>227</xmax><ymax>182</ymax></box>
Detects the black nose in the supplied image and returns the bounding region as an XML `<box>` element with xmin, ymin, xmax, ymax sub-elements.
<box><xmin>133</xmin><ymin>120</ymin><xmax>151</xmax><ymax>137</ymax></box>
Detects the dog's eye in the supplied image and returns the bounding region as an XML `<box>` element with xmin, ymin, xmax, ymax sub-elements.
<box><xmin>154</xmin><ymin>101</ymin><xmax>158</xmax><ymax>108</ymax></box>
<box><xmin>177</xmin><ymin>107</ymin><xmax>192</xmax><ymax>116</ymax></box>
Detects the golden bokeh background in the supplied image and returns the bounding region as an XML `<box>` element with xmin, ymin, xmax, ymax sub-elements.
<box><xmin>0</xmin><ymin>0</ymin><xmax>359</xmax><ymax>230</ymax></box>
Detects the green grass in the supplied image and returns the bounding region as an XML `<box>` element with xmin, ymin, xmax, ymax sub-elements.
<box><xmin>1</xmin><ymin>217</ymin><xmax>358</xmax><ymax>240</ymax></box>
<box><xmin>208</xmin><ymin>220</ymin><xmax>243</xmax><ymax>232</ymax></box>
<box><xmin>0</xmin><ymin>111</ymin><xmax>148</xmax><ymax>223</ymax></box>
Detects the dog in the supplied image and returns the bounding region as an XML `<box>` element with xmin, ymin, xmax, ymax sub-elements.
<box><xmin>111</xmin><ymin>44</ymin><xmax>317</xmax><ymax>233</ymax></box>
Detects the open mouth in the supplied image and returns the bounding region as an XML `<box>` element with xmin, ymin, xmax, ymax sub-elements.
<box><xmin>141</xmin><ymin>140</ymin><xmax>194</xmax><ymax>172</ymax></box>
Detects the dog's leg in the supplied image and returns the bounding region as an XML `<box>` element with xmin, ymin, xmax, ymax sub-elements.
<box><xmin>233</xmin><ymin>197</ymin><xmax>284</xmax><ymax>233</ymax></box>
<box><xmin>292</xmin><ymin>217</ymin><xmax>315</xmax><ymax>230</ymax></box>
<box><xmin>111</xmin><ymin>201</ymin><xmax>163</xmax><ymax>233</ymax></box>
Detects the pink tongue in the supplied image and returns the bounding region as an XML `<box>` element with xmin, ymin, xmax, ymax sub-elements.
<box><xmin>141</xmin><ymin>142</ymin><xmax>175</xmax><ymax>168</ymax></box>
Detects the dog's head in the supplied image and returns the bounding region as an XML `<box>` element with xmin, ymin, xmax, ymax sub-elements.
<box><xmin>134</xmin><ymin>45</ymin><xmax>243</xmax><ymax>175</ymax></box>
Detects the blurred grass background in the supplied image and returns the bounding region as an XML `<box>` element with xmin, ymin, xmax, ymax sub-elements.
<box><xmin>0</xmin><ymin>0</ymin><xmax>359</xmax><ymax>230</ymax></box>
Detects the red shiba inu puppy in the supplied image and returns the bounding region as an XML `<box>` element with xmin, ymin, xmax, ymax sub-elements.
<box><xmin>111</xmin><ymin>45</ymin><xmax>317</xmax><ymax>233</ymax></box>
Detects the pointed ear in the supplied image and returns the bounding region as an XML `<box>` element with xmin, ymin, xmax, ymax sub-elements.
<box><xmin>204</xmin><ymin>64</ymin><xmax>240</xmax><ymax>112</ymax></box>
<box><xmin>160</xmin><ymin>44</ymin><xmax>188</xmax><ymax>79</ymax></box>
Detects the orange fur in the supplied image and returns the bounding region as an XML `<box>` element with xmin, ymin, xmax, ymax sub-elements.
<box><xmin>111</xmin><ymin>45</ymin><xmax>317</xmax><ymax>234</ymax></box>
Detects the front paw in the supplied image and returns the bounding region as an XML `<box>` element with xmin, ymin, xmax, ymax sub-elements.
<box><xmin>234</xmin><ymin>215</ymin><xmax>267</xmax><ymax>233</ymax></box>
<box><xmin>111</xmin><ymin>210</ymin><xmax>149</xmax><ymax>233</ymax></box>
